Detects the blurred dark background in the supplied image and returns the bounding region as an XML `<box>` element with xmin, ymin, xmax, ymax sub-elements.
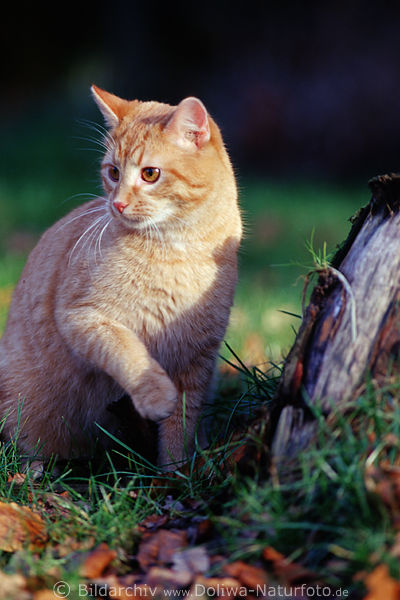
<box><xmin>2</xmin><ymin>0</ymin><xmax>400</xmax><ymax>180</ymax></box>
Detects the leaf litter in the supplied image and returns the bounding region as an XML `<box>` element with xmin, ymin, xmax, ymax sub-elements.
<box><xmin>1</xmin><ymin>411</ymin><xmax>400</xmax><ymax>598</ymax></box>
<box><xmin>0</xmin><ymin>468</ymin><xmax>331</xmax><ymax>599</ymax></box>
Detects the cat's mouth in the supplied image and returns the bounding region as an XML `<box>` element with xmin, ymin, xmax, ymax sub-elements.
<box><xmin>112</xmin><ymin>209</ymin><xmax>151</xmax><ymax>230</ymax></box>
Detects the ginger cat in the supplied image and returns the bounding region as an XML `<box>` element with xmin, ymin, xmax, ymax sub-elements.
<box><xmin>0</xmin><ymin>86</ymin><xmax>242</xmax><ymax>468</ymax></box>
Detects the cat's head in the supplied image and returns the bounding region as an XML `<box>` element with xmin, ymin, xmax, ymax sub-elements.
<box><xmin>91</xmin><ymin>85</ymin><xmax>231</xmax><ymax>233</ymax></box>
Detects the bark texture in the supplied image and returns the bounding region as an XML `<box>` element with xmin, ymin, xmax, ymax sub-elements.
<box><xmin>271</xmin><ymin>174</ymin><xmax>400</xmax><ymax>460</ymax></box>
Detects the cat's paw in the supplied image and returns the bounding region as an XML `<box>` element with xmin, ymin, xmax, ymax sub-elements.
<box><xmin>132</xmin><ymin>371</ymin><xmax>178</xmax><ymax>422</ymax></box>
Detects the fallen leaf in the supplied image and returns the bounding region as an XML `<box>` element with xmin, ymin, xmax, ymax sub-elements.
<box><xmin>33</xmin><ymin>591</ymin><xmax>60</xmax><ymax>600</ymax></box>
<box><xmin>41</xmin><ymin>491</ymin><xmax>86</xmax><ymax>522</ymax></box>
<box><xmin>0</xmin><ymin>571</ymin><xmax>30</xmax><ymax>600</ymax></box>
<box><xmin>223</xmin><ymin>560</ymin><xmax>268</xmax><ymax>588</ymax></box>
<box><xmin>137</xmin><ymin>529</ymin><xmax>187</xmax><ymax>571</ymax></box>
<box><xmin>365</xmin><ymin>463</ymin><xmax>400</xmax><ymax>528</ymax></box>
<box><xmin>172</xmin><ymin>546</ymin><xmax>210</xmax><ymax>577</ymax></box>
<box><xmin>263</xmin><ymin>546</ymin><xmax>315</xmax><ymax>583</ymax></box>
<box><xmin>56</xmin><ymin>535</ymin><xmax>96</xmax><ymax>558</ymax></box>
<box><xmin>0</xmin><ymin>501</ymin><xmax>47</xmax><ymax>552</ymax></box>
<box><xmin>137</xmin><ymin>513</ymin><xmax>169</xmax><ymax>532</ymax></box>
<box><xmin>194</xmin><ymin>518</ymin><xmax>213</xmax><ymax>543</ymax></box>
<box><xmin>363</xmin><ymin>564</ymin><xmax>400</xmax><ymax>599</ymax></box>
<box><xmin>80</xmin><ymin>542</ymin><xmax>117</xmax><ymax>578</ymax></box>
<box><xmin>147</xmin><ymin>566</ymin><xmax>193</xmax><ymax>589</ymax></box>
<box><xmin>263</xmin><ymin>546</ymin><xmax>285</xmax><ymax>562</ymax></box>
<box><xmin>7</xmin><ymin>472</ymin><xmax>26</xmax><ymax>487</ymax></box>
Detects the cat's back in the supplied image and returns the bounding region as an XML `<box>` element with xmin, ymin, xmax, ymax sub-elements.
<box><xmin>2</xmin><ymin>200</ymin><xmax>105</xmax><ymax>322</ymax></box>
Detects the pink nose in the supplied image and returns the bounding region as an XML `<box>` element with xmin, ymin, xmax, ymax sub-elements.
<box><xmin>113</xmin><ymin>200</ymin><xmax>128</xmax><ymax>214</ymax></box>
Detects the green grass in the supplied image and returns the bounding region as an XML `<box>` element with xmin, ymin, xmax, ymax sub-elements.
<box><xmin>0</xmin><ymin>364</ymin><xmax>398</xmax><ymax>595</ymax></box>
<box><xmin>214</xmin><ymin>383</ymin><xmax>400</xmax><ymax>584</ymax></box>
<box><xmin>226</xmin><ymin>178</ymin><xmax>365</xmax><ymax>363</ymax></box>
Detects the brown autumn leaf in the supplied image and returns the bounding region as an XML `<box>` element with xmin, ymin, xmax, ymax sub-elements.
<box><xmin>137</xmin><ymin>529</ymin><xmax>188</xmax><ymax>571</ymax></box>
<box><xmin>263</xmin><ymin>546</ymin><xmax>285</xmax><ymax>562</ymax></box>
<box><xmin>147</xmin><ymin>566</ymin><xmax>193</xmax><ymax>589</ymax></box>
<box><xmin>223</xmin><ymin>560</ymin><xmax>268</xmax><ymax>588</ymax></box>
<box><xmin>137</xmin><ymin>513</ymin><xmax>169</xmax><ymax>533</ymax></box>
<box><xmin>172</xmin><ymin>546</ymin><xmax>210</xmax><ymax>577</ymax></box>
<box><xmin>39</xmin><ymin>490</ymin><xmax>88</xmax><ymax>523</ymax></box>
<box><xmin>365</xmin><ymin>462</ymin><xmax>400</xmax><ymax>528</ymax></box>
<box><xmin>0</xmin><ymin>571</ymin><xmax>31</xmax><ymax>600</ymax></box>
<box><xmin>193</xmin><ymin>518</ymin><xmax>213</xmax><ymax>544</ymax></box>
<box><xmin>33</xmin><ymin>591</ymin><xmax>60</xmax><ymax>600</ymax></box>
<box><xmin>0</xmin><ymin>501</ymin><xmax>47</xmax><ymax>552</ymax></box>
<box><xmin>363</xmin><ymin>564</ymin><xmax>400</xmax><ymax>600</ymax></box>
<box><xmin>56</xmin><ymin>535</ymin><xmax>96</xmax><ymax>558</ymax></box>
<box><xmin>263</xmin><ymin>546</ymin><xmax>315</xmax><ymax>583</ymax></box>
<box><xmin>7</xmin><ymin>472</ymin><xmax>26</xmax><ymax>487</ymax></box>
<box><xmin>80</xmin><ymin>542</ymin><xmax>117</xmax><ymax>578</ymax></box>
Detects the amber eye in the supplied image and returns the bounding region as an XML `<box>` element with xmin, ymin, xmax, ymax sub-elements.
<box><xmin>108</xmin><ymin>165</ymin><xmax>120</xmax><ymax>182</ymax></box>
<box><xmin>141</xmin><ymin>167</ymin><xmax>161</xmax><ymax>183</ymax></box>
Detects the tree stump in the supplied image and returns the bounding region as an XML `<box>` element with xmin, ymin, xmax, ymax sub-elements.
<box><xmin>271</xmin><ymin>173</ymin><xmax>400</xmax><ymax>460</ymax></box>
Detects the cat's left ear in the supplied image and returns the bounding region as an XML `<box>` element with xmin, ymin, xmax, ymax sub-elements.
<box><xmin>91</xmin><ymin>85</ymin><xmax>129</xmax><ymax>128</ymax></box>
<box><xmin>165</xmin><ymin>97</ymin><xmax>210</xmax><ymax>149</ymax></box>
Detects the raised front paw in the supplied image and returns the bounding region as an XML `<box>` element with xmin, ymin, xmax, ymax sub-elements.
<box><xmin>132</xmin><ymin>369</ymin><xmax>178</xmax><ymax>422</ymax></box>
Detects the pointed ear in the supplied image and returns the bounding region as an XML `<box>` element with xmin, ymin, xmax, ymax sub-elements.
<box><xmin>91</xmin><ymin>85</ymin><xmax>129</xmax><ymax>128</ymax></box>
<box><xmin>165</xmin><ymin>97</ymin><xmax>210</xmax><ymax>149</ymax></box>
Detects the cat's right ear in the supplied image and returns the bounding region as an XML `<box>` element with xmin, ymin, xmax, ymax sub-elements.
<box><xmin>165</xmin><ymin>97</ymin><xmax>210</xmax><ymax>150</ymax></box>
<box><xmin>91</xmin><ymin>85</ymin><xmax>129</xmax><ymax>128</ymax></box>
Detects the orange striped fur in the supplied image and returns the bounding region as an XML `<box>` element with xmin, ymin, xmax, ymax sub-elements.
<box><xmin>0</xmin><ymin>86</ymin><xmax>242</xmax><ymax>468</ymax></box>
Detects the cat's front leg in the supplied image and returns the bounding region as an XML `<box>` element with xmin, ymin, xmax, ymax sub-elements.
<box><xmin>158</xmin><ymin>357</ymin><xmax>216</xmax><ymax>469</ymax></box>
<box><xmin>56</xmin><ymin>307</ymin><xmax>178</xmax><ymax>422</ymax></box>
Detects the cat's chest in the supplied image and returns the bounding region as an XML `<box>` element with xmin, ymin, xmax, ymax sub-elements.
<box><xmin>96</xmin><ymin>249</ymin><xmax>218</xmax><ymax>332</ymax></box>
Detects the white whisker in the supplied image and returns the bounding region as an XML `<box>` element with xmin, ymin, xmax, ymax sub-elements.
<box><xmin>66</xmin><ymin>192</ymin><xmax>102</xmax><ymax>201</ymax></box>
<box><xmin>60</xmin><ymin>192</ymin><xmax>103</xmax><ymax>207</ymax></box>
<box><xmin>75</xmin><ymin>119</ymin><xmax>116</xmax><ymax>155</ymax></box>
<box><xmin>73</xmin><ymin>135</ymin><xmax>112</xmax><ymax>153</ymax></box>
<box><xmin>86</xmin><ymin>220</ymin><xmax>107</xmax><ymax>266</ymax></box>
<box><xmin>95</xmin><ymin>218</ymin><xmax>112</xmax><ymax>262</ymax></box>
<box><xmin>76</xmin><ymin>118</ymin><xmax>113</xmax><ymax>140</ymax></box>
<box><xmin>68</xmin><ymin>214</ymin><xmax>108</xmax><ymax>265</ymax></box>
<box><xmin>76</xmin><ymin>147</ymin><xmax>107</xmax><ymax>155</ymax></box>
<box><xmin>57</xmin><ymin>206</ymin><xmax>107</xmax><ymax>231</ymax></box>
